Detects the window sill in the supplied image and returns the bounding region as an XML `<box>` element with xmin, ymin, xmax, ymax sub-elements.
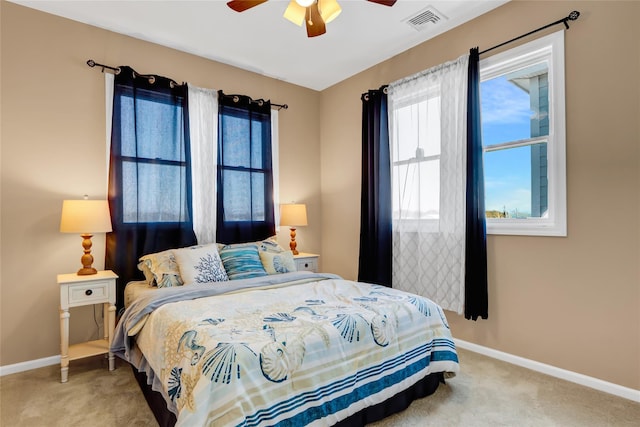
<box><xmin>486</xmin><ymin>219</ymin><xmax>566</xmax><ymax>237</ymax></box>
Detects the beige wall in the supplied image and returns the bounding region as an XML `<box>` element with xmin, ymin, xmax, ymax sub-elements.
<box><xmin>0</xmin><ymin>1</ymin><xmax>321</xmax><ymax>366</ymax></box>
<box><xmin>1</xmin><ymin>0</ymin><xmax>638</xmax><ymax>393</ymax></box>
<box><xmin>320</xmin><ymin>0</ymin><xmax>639</xmax><ymax>390</ymax></box>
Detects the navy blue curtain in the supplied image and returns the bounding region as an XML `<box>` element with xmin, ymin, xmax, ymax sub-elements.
<box><xmin>106</xmin><ymin>66</ymin><xmax>197</xmax><ymax>309</ymax></box>
<box><xmin>216</xmin><ymin>91</ymin><xmax>275</xmax><ymax>244</ymax></box>
<box><xmin>465</xmin><ymin>48</ymin><xmax>489</xmax><ymax>320</ymax></box>
<box><xmin>358</xmin><ymin>86</ymin><xmax>392</xmax><ymax>287</ymax></box>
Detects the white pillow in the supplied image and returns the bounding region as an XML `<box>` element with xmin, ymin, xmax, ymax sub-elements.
<box><xmin>259</xmin><ymin>250</ymin><xmax>297</xmax><ymax>275</ymax></box>
<box><xmin>173</xmin><ymin>244</ymin><xmax>228</xmax><ymax>285</ymax></box>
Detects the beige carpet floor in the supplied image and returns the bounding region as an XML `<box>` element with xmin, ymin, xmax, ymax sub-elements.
<box><xmin>1</xmin><ymin>348</ymin><xmax>638</xmax><ymax>426</ymax></box>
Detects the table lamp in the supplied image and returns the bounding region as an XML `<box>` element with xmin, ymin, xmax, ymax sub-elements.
<box><xmin>60</xmin><ymin>199</ymin><xmax>113</xmax><ymax>275</ymax></box>
<box><xmin>279</xmin><ymin>204</ymin><xmax>307</xmax><ymax>255</ymax></box>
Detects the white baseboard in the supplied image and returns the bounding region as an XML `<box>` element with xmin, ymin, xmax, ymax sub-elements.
<box><xmin>0</xmin><ymin>355</ymin><xmax>60</xmax><ymax>377</ymax></box>
<box><xmin>454</xmin><ymin>338</ymin><xmax>640</xmax><ymax>403</ymax></box>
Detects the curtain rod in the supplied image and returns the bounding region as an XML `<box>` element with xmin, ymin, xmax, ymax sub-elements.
<box><xmin>86</xmin><ymin>59</ymin><xmax>288</xmax><ymax>110</ymax></box>
<box><xmin>479</xmin><ymin>10</ymin><xmax>580</xmax><ymax>55</ymax></box>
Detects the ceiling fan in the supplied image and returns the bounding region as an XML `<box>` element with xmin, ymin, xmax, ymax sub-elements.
<box><xmin>227</xmin><ymin>0</ymin><xmax>397</xmax><ymax>38</ymax></box>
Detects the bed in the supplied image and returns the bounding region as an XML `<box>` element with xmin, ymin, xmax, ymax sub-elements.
<box><xmin>111</xmin><ymin>242</ymin><xmax>459</xmax><ymax>426</ymax></box>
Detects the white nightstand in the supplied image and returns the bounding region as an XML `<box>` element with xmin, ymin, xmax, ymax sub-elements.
<box><xmin>58</xmin><ymin>270</ymin><xmax>118</xmax><ymax>383</ymax></box>
<box><xmin>294</xmin><ymin>253</ymin><xmax>319</xmax><ymax>273</ymax></box>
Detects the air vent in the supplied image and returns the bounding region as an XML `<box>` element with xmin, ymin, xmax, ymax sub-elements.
<box><xmin>404</xmin><ymin>6</ymin><xmax>447</xmax><ymax>31</ymax></box>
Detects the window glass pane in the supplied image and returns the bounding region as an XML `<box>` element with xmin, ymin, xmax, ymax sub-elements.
<box><xmin>220</xmin><ymin>110</ymin><xmax>269</xmax><ymax>170</ymax></box>
<box><xmin>122</xmin><ymin>161</ymin><xmax>188</xmax><ymax>223</ymax></box>
<box><xmin>392</xmin><ymin>94</ymin><xmax>441</xmax><ymax>222</ymax></box>
<box><xmin>481</xmin><ymin>63</ymin><xmax>549</xmax><ymax>146</ymax></box>
<box><xmin>120</xmin><ymin>93</ymin><xmax>185</xmax><ymax>161</ymax></box>
<box><xmin>222</xmin><ymin>170</ymin><xmax>266</xmax><ymax>222</ymax></box>
<box><xmin>484</xmin><ymin>143</ymin><xmax>547</xmax><ymax>219</ymax></box>
<box><xmin>222</xmin><ymin>170</ymin><xmax>250</xmax><ymax>221</ymax></box>
<box><xmin>393</xmin><ymin>97</ymin><xmax>440</xmax><ymax>162</ymax></box>
<box><xmin>251</xmin><ymin>119</ymin><xmax>265</xmax><ymax>169</ymax></box>
<box><xmin>221</xmin><ymin>114</ymin><xmax>250</xmax><ymax>168</ymax></box>
<box><xmin>251</xmin><ymin>172</ymin><xmax>266</xmax><ymax>220</ymax></box>
<box><xmin>392</xmin><ymin>159</ymin><xmax>440</xmax><ymax>220</ymax></box>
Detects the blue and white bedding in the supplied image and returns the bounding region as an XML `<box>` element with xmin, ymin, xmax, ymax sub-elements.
<box><xmin>112</xmin><ymin>271</ymin><xmax>459</xmax><ymax>426</ymax></box>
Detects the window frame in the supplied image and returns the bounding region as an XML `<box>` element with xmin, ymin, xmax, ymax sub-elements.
<box><xmin>216</xmin><ymin>96</ymin><xmax>276</xmax><ymax>242</ymax></box>
<box><xmin>111</xmin><ymin>83</ymin><xmax>193</xmax><ymax>227</ymax></box>
<box><xmin>389</xmin><ymin>86</ymin><xmax>443</xmax><ymax>230</ymax></box>
<box><xmin>480</xmin><ymin>30</ymin><xmax>567</xmax><ymax>237</ymax></box>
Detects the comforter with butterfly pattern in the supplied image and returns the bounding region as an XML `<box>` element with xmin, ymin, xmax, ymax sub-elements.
<box><xmin>112</xmin><ymin>271</ymin><xmax>459</xmax><ymax>426</ymax></box>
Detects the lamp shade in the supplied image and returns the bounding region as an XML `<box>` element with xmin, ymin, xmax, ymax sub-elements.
<box><xmin>319</xmin><ymin>0</ymin><xmax>342</xmax><ymax>24</ymax></box>
<box><xmin>280</xmin><ymin>204</ymin><xmax>308</xmax><ymax>227</ymax></box>
<box><xmin>60</xmin><ymin>200</ymin><xmax>112</xmax><ymax>234</ymax></box>
<box><xmin>284</xmin><ymin>0</ymin><xmax>306</xmax><ymax>26</ymax></box>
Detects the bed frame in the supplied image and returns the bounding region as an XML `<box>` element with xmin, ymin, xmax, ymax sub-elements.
<box><xmin>131</xmin><ymin>364</ymin><xmax>445</xmax><ymax>426</ymax></box>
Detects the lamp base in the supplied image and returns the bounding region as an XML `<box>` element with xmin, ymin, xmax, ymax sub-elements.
<box><xmin>77</xmin><ymin>267</ymin><xmax>98</xmax><ymax>276</ymax></box>
<box><xmin>77</xmin><ymin>233</ymin><xmax>97</xmax><ymax>275</ymax></box>
<box><xmin>289</xmin><ymin>227</ymin><xmax>299</xmax><ymax>255</ymax></box>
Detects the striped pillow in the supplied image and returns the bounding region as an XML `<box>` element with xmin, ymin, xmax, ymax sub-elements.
<box><xmin>218</xmin><ymin>243</ymin><xmax>268</xmax><ymax>280</ymax></box>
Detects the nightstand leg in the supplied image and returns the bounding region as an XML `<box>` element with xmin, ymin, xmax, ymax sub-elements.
<box><xmin>60</xmin><ymin>309</ymin><xmax>70</xmax><ymax>383</ymax></box>
<box><xmin>103</xmin><ymin>303</ymin><xmax>108</xmax><ymax>341</ymax></box>
<box><xmin>107</xmin><ymin>303</ymin><xmax>116</xmax><ymax>371</ymax></box>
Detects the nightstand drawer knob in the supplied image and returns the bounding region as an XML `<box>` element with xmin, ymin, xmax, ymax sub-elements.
<box><xmin>304</xmin><ymin>263</ymin><xmax>309</xmax><ymax>268</ymax></box>
<box><xmin>85</xmin><ymin>289</ymin><xmax>93</xmax><ymax>296</ymax></box>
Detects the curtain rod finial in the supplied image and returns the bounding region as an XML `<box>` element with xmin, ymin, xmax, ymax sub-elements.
<box><xmin>87</xmin><ymin>59</ymin><xmax>96</xmax><ymax>67</ymax></box>
<box><xmin>568</xmin><ymin>10</ymin><xmax>580</xmax><ymax>21</ymax></box>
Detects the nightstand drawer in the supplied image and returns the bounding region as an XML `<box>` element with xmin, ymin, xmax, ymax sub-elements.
<box><xmin>294</xmin><ymin>253</ymin><xmax>319</xmax><ymax>273</ymax></box>
<box><xmin>67</xmin><ymin>281</ymin><xmax>110</xmax><ymax>306</ymax></box>
<box><xmin>296</xmin><ymin>258</ymin><xmax>318</xmax><ymax>272</ymax></box>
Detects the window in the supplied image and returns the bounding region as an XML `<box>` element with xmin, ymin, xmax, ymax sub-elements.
<box><xmin>480</xmin><ymin>30</ymin><xmax>566</xmax><ymax>236</ymax></box>
<box><xmin>216</xmin><ymin>94</ymin><xmax>275</xmax><ymax>242</ymax></box>
<box><xmin>391</xmin><ymin>92</ymin><xmax>442</xmax><ymax>229</ymax></box>
<box><xmin>111</xmin><ymin>81</ymin><xmax>192</xmax><ymax>226</ymax></box>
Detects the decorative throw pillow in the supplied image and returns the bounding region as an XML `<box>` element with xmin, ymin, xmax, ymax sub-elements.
<box><xmin>257</xmin><ymin>237</ymin><xmax>286</xmax><ymax>254</ymax></box>
<box><xmin>137</xmin><ymin>260</ymin><xmax>156</xmax><ymax>286</ymax></box>
<box><xmin>173</xmin><ymin>244</ymin><xmax>228</xmax><ymax>285</ymax></box>
<box><xmin>259</xmin><ymin>250</ymin><xmax>297</xmax><ymax>274</ymax></box>
<box><xmin>218</xmin><ymin>243</ymin><xmax>268</xmax><ymax>280</ymax></box>
<box><xmin>138</xmin><ymin>249</ymin><xmax>183</xmax><ymax>288</ymax></box>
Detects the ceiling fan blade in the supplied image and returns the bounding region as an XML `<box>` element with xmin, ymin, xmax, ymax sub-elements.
<box><xmin>227</xmin><ymin>0</ymin><xmax>269</xmax><ymax>12</ymax></box>
<box><xmin>306</xmin><ymin>3</ymin><xmax>326</xmax><ymax>37</ymax></box>
<box><xmin>366</xmin><ymin>0</ymin><xmax>397</xmax><ymax>6</ymax></box>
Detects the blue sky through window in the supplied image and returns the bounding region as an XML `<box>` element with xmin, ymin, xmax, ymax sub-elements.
<box><xmin>481</xmin><ymin>76</ymin><xmax>533</xmax><ymax>217</ymax></box>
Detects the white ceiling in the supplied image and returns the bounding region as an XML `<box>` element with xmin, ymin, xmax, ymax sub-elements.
<box><xmin>10</xmin><ymin>0</ymin><xmax>509</xmax><ymax>91</ymax></box>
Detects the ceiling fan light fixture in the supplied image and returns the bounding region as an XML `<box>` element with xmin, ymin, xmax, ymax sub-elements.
<box><xmin>284</xmin><ymin>0</ymin><xmax>306</xmax><ymax>26</ymax></box>
<box><xmin>296</xmin><ymin>0</ymin><xmax>316</xmax><ymax>7</ymax></box>
<box><xmin>319</xmin><ymin>0</ymin><xmax>341</xmax><ymax>24</ymax></box>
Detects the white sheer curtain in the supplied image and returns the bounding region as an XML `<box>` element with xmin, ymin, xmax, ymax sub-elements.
<box><xmin>187</xmin><ymin>84</ymin><xmax>218</xmax><ymax>244</ymax></box>
<box><xmin>105</xmin><ymin>73</ymin><xmax>114</xmax><ymax>192</ymax></box>
<box><xmin>387</xmin><ymin>53</ymin><xmax>469</xmax><ymax>314</ymax></box>
<box><xmin>271</xmin><ymin>110</ymin><xmax>281</xmax><ymax>228</ymax></box>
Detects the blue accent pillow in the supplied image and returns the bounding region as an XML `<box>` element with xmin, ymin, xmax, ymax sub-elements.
<box><xmin>219</xmin><ymin>243</ymin><xmax>268</xmax><ymax>280</ymax></box>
